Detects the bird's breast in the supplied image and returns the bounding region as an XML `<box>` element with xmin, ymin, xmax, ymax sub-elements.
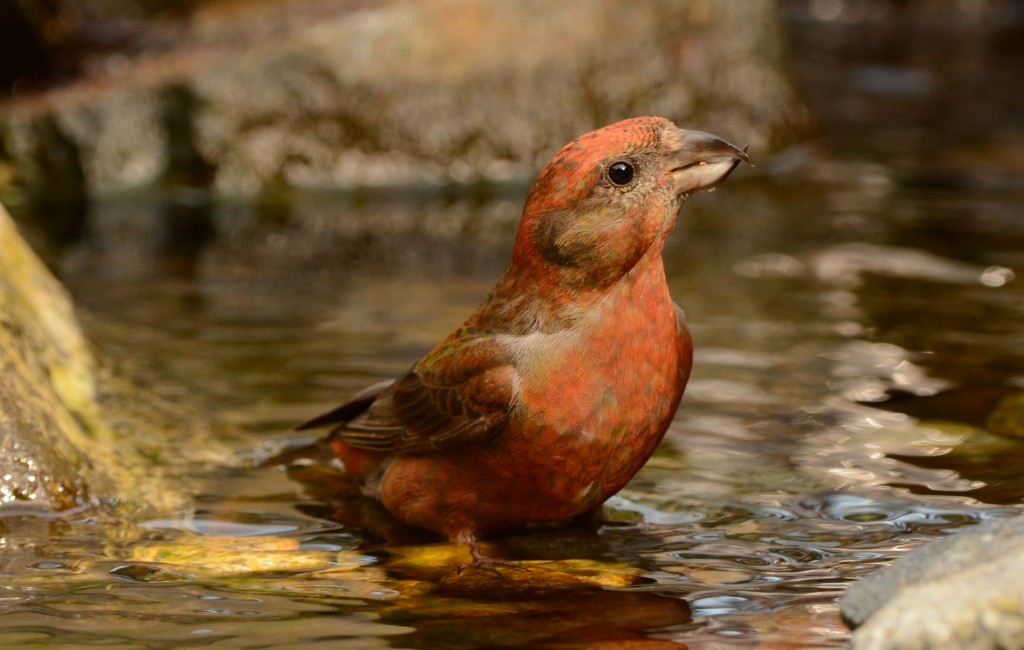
<box><xmin>379</xmin><ymin>258</ymin><xmax>690</xmax><ymax>536</ymax></box>
<box><xmin>494</xmin><ymin>260</ymin><xmax>687</xmax><ymax>507</ymax></box>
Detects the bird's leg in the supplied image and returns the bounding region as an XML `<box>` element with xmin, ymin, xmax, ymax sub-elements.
<box><xmin>453</xmin><ymin>532</ymin><xmax>520</xmax><ymax>575</ymax></box>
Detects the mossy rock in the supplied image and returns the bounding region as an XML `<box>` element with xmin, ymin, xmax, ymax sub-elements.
<box><xmin>0</xmin><ymin>202</ymin><xmax>223</xmax><ymax>514</ymax></box>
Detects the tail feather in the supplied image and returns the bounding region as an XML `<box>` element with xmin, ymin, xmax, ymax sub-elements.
<box><xmin>265</xmin><ymin>379</ymin><xmax>397</xmax><ymax>467</ymax></box>
<box><xmin>257</xmin><ymin>437</ymin><xmax>333</xmax><ymax>467</ymax></box>
<box><xmin>294</xmin><ymin>379</ymin><xmax>395</xmax><ymax>431</ymax></box>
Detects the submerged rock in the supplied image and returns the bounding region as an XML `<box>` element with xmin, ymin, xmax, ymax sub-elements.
<box><xmin>842</xmin><ymin>515</ymin><xmax>1024</xmax><ymax>650</ymax></box>
<box><xmin>988</xmin><ymin>393</ymin><xmax>1024</xmax><ymax>441</ymax></box>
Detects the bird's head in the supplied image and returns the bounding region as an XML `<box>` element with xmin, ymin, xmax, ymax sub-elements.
<box><xmin>511</xmin><ymin>116</ymin><xmax>751</xmax><ymax>289</ymax></box>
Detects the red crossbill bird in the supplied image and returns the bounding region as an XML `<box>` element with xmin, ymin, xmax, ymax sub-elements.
<box><xmin>291</xmin><ymin>116</ymin><xmax>750</xmax><ymax>563</ymax></box>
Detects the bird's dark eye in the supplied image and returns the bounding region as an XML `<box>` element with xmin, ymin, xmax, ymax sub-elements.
<box><xmin>607</xmin><ymin>161</ymin><xmax>635</xmax><ymax>186</ymax></box>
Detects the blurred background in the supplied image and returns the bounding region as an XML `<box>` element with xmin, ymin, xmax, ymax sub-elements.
<box><xmin>1</xmin><ymin>0</ymin><xmax>1021</xmax><ymax>276</ymax></box>
<box><xmin>1</xmin><ymin>1</ymin><xmax>1023</xmax><ymax>648</ymax></box>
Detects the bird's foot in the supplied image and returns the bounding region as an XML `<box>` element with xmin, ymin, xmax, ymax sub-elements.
<box><xmin>454</xmin><ymin>537</ymin><xmax>524</xmax><ymax>576</ymax></box>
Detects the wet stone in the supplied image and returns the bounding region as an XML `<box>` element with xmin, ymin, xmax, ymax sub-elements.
<box><xmin>842</xmin><ymin>515</ymin><xmax>1024</xmax><ymax>650</ymax></box>
<box><xmin>0</xmin><ymin>202</ymin><xmax>224</xmax><ymax>514</ymax></box>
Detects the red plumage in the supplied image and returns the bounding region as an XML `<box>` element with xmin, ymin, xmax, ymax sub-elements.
<box><xmin>293</xmin><ymin>116</ymin><xmax>751</xmax><ymax>559</ymax></box>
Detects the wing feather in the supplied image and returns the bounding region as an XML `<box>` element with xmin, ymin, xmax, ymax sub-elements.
<box><xmin>299</xmin><ymin>335</ymin><xmax>518</xmax><ymax>456</ymax></box>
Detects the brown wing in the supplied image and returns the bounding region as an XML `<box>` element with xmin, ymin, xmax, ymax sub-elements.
<box><xmin>301</xmin><ymin>336</ymin><xmax>518</xmax><ymax>455</ymax></box>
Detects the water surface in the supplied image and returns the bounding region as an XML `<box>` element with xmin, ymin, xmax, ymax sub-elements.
<box><xmin>1</xmin><ymin>152</ymin><xmax>1020</xmax><ymax>648</ymax></box>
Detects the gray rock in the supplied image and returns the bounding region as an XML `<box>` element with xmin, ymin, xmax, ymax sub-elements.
<box><xmin>843</xmin><ymin>515</ymin><xmax>1024</xmax><ymax>650</ymax></box>
<box><xmin>1</xmin><ymin>0</ymin><xmax>806</xmax><ymax>202</ymax></box>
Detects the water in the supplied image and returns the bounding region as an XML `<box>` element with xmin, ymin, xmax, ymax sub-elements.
<box><xmin>1</xmin><ymin>151</ymin><xmax>1019</xmax><ymax>648</ymax></box>
<box><xmin>4</xmin><ymin>6</ymin><xmax>1024</xmax><ymax>647</ymax></box>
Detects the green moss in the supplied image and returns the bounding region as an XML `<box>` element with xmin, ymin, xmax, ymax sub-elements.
<box><xmin>0</xmin><ymin>203</ymin><xmax>222</xmax><ymax>514</ymax></box>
